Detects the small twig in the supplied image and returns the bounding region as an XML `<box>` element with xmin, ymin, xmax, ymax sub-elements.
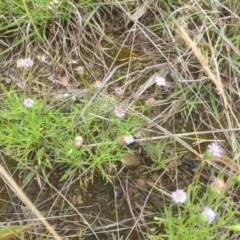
<box><xmin>83</xmin><ymin>128</ymin><xmax>240</xmax><ymax>148</ymax></box>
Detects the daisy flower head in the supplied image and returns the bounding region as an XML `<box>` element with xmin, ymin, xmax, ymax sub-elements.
<box><xmin>202</xmin><ymin>207</ymin><xmax>217</xmax><ymax>224</ymax></box>
<box><xmin>155</xmin><ymin>76</ymin><xmax>166</xmax><ymax>87</ymax></box>
<box><xmin>22</xmin><ymin>58</ymin><xmax>34</xmax><ymax>67</ymax></box>
<box><xmin>76</xmin><ymin>66</ymin><xmax>85</xmax><ymax>79</ymax></box>
<box><xmin>75</xmin><ymin>66</ymin><xmax>84</xmax><ymax>73</ymax></box>
<box><xmin>74</xmin><ymin>136</ymin><xmax>83</xmax><ymax>147</ymax></box>
<box><xmin>133</xmin><ymin>92</ymin><xmax>140</xmax><ymax>99</ymax></box>
<box><xmin>212</xmin><ymin>178</ymin><xmax>226</xmax><ymax>193</ymax></box>
<box><xmin>124</xmin><ymin>135</ymin><xmax>134</xmax><ymax>145</ymax></box>
<box><xmin>208</xmin><ymin>142</ymin><xmax>223</xmax><ymax>157</ymax></box>
<box><xmin>115</xmin><ymin>87</ymin><xmax>123</xmax><ymax>95</ymax></box>
<box><xmin>17</xmin><ymin>58</ymin><xmax>34</xmax><ymax>68</ymax></box>
<box><xmin>119</xmin><ymin>135</ymin><xmax>126</xmax><ymax>143</ymax></box>
<box><xmin>119</xmin><ymin>135</ymin><xmax>134</xmax><ymax>145</ymax></box>
<box><xmin>114</xmin><ymin>107</ymin><xmax>125</xmax><ymax>118</ymax></box>
<box><xmin>147</xmin><ymin>97</ymin><xmax>156</xmax><ymax>106</ymax></box>
<box><xmin>23</xmin><ymin>98</ymin><xmax>34</xmax><ymax>108</ymax></box>
<box><xmin>94</xmin><ymin>80</ymin><xmax>103</xmax><ymax>90</ymax></box>
<box><xmin>171</xmin><ymin>189</ymin><xmax>187</xmax><ymax>204</ymax></box>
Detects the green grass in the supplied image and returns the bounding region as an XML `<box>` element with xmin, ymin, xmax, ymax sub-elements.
<box><xmin>146</xmin><ymin>152</ymin><xmax>240</xmax><ymax>239</ymax></box>
<box><xmin>0</xmin><ymin>85</ymin><xmax>143</xmax><ymax>183</ymax></box>
<box><xmin>0</xmin><ymin>0</ymin><xmax>240</xmax><ymax>239</ymax></box>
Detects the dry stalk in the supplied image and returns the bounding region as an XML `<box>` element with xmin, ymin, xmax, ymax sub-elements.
<box><xmin>0</xmin><ymin>164</ymin><xmax>62</xmax><ymax>240</ymax></box>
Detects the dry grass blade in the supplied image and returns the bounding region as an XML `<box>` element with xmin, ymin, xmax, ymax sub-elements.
<box><xmin>126</xmin><ymin>2</ymin><xmax>148</xmax><ymax>25</ymax></box>
<box><xmin>0</xmin><ymin>164</ymin><xmax>61</xmax><ymax>240</ymax></box>
<box><xmin>177</xmin><ymin>24</ymin><xmax>240</xmax><ymax>129</ymax></box>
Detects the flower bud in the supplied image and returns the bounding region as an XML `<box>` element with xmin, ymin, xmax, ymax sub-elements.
<box><xmin>74</xmin><ymin>136</ymin><xmax>83</xmax><ymax>147</ymax></box>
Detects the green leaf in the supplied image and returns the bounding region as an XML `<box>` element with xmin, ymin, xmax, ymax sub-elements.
<box><xmin>0</xmin><ymin>224</ymin><xmax>38</xmax><ymax>239</ymax></box>
<box><xmin>231</xmin><ymin>175</ymin><xmax>240</xmax><ymax>184</ymax></box>
<box><xmin>202</xmin><ymin>150</ymin><xmax>214</xmax><ymax>161</ymax></box>
<box><xmin>228</xmin><ymin>225</ymin><xmax>240</xmax><ymax>231</ymax></box>
<box><xmin>194</xmin><ymin>213</ymin><xmax>208</xmax><ymax>224</ymax></box>
<box><xmin>210</xmin><ymin>94</ymin><xmax>219</xmax><ymax>120</ymax></box>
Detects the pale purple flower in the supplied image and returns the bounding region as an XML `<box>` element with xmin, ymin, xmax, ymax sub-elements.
<box><xmin>75</xmin><ymin>66</ymin><xmax>84</xmax><ymax>72</ymax></box>
<box><xmin>171</xmin><ymin>189</ymin><xmax>187</xmax><ymax>204</ymax></box>
<box><xmin>133</xmin><ymin>92</ymin><xmax>140</xmax><ymax>99</ymax></box>
<box><xmin>212</xmin><ymin>178</ymin><xmax>226</xmax><ymax>193</ymax></box>
<box><xmin>94</xmin><ymin>81</ymin><xmax>103</xmax><ymax>89</ymax></box>
<box><xmin>114</xmin><ymin>107</ymin><xmax>125</xmax><ymax>118</ymax></box>
<box><xmin>22</xmin><ymin>58</ymin><xmax>34</xmax><ymax>67</ymax></box>
<box><xmin>208</xmin><ymin>142</ymin><xmax>223</xmax><ymax>157</ymax></box>
<box><xmin>17</xmin><ymin>58</ymin><xmax>34</xmax><ymax>68</ymax></box>
<box><xmin>76</xmin><ymin>66</ymin><xmax>84</xmax><ymax>79</ymax></box>
<box><xmin>115</xmin><ymin>87</ymin><xmax>123</xmax><ymax>95</ymax></box>
<box><xmin>147</xmin><ymin>97</ymin><xmax>156</xmax><ymax>106</ymax></box>
<box><xmin>202</xmin><ymin>207</ymin><xmax>217</xmax><ymax>224</ymax></box>
<box><xmin>155</xmin><ymin>76</ymin><xmax>166</xmax><ymax>87</ymax></box>
<box><xmin>124</xmin><ymin>135</ymin><xmax>134</xmax><ymax>145</ymax></box>
<box><xmin>74</xmin><ymin>136</ymin><xmax>83</xmax><ymax>147</ymax></box>
<box><xmin>23</xmin><ymin>98</ymin><xmax>34</xmax><ymax>108</ymax></box>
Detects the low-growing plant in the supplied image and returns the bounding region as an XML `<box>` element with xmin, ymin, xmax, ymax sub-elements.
<box><xmin>145</xmin><ymin>145</ymin><xmax>240</xmax><ymax>239</ymax></box>
<box><xmin>0</xmin><ymin>85</ymin><xmax>144</xmax><ymax>183</ymax></box>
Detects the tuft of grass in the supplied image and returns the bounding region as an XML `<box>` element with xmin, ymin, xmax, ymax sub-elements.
<box><xmin>0</xmin><ymin>85</ymin><xmax>144</xmax><ymax>183</ymax></box>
